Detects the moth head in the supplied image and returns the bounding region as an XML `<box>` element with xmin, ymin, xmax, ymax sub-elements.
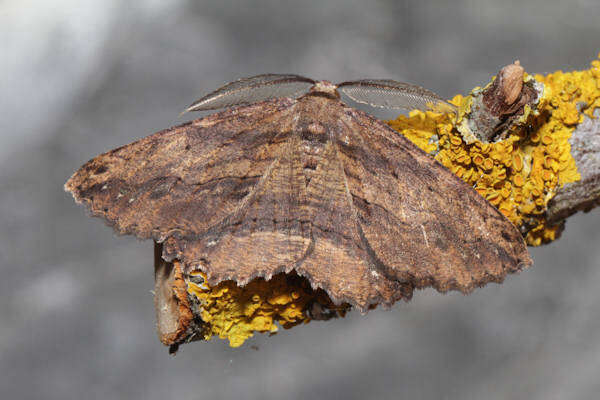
<box><xmin>306</xmin><ymin>80</ymin><xmax>341</xmax><ymax>99</ymax></box>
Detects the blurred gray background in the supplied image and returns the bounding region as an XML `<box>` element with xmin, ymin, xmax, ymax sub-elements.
<box><xmin>2</xmin><ymin>1</ymin><xmax>599</xmax><ymax>399</ymax></box>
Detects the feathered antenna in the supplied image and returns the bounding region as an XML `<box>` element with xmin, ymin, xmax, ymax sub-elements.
<box><xmin>336</xmin><ymin>79</ymin><xmax>456</xmax><ymax>113</ymax></box>
<box><xmin>180</xmin><ymin>74</ymin><xmax>316</xmax><ymax>115</ymax></box>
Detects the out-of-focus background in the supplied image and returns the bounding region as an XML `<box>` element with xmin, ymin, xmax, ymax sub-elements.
<box><xmin>2</xmin><ymin>1</ymin><xmax>599</xmax><ymax>399</ymax></box>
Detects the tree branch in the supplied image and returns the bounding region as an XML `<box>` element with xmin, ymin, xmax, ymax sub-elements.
<box><xmin>548</xmin><ymin>110</ymin><xmax>600</xmax><ymax>224</ymax></box>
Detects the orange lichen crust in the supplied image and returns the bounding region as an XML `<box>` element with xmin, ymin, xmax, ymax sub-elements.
<box><xmin>388</xmin><ymin>55</ymin><xmax>600</xmax><ymax>245</ymax></box>
<box><xmin>185</xmin><ymin>271</ymin><xmax>349</xmax><ymax>347</ymax></box>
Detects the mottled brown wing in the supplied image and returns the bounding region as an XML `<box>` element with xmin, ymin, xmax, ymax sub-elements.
<box><xmin>335</xmin><ymin>107</ymin><xmax>532</xmax><ymax>296</ymax></box>
<box><xmin>65</xmin><ymin>98</ymin><xmax>311</xmax><ymax>270</ymax></box>
<box><xmin>290</xmin><ymin>140</ymin><xmax>413</xmax><ymax>309</ymax></box>
<box><xmin>159</xmin><ymin>134</ymin><xmax>412</xmax><ymax>309</ymax></box>
<box><xmin>162</xmin><ymin>132</ymin><xmax>314</xmax><ymax>286</ymax></box>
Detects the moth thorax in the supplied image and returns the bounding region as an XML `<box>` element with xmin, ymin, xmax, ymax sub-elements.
<box><xmin>308</xmin><ymin>122</ymin><xmax>326</xmax><ymax>135</ymax></box>
<box><xmin>308</xmin><ymin>80</ymin><xmax>341</xmax><ymax>99</ymax></box>
<box><xmin>301</xmin><ymin>123</ymin><xmax>326</xmax><ymax>181</ymax></box>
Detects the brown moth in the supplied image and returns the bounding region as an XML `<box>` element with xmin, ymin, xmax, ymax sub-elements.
<box><xmin>65</xmin><ymin>74</ymin><xmax>531</xmax><ymax>312</ymax></box>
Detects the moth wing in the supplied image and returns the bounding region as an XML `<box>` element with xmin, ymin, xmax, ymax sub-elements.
<box><xmin>290</xmin><ymin>141</ymin><xmax>413</xmax><ymax>310</ymax></box>
<box><xmin>166</xmin><ymin>136</ymin><xmax>412</xmax><ymax>308</ymax></box>
<box><xmin>65</xmin><ymin>99</ymin><xmax>309</xmax><ymax>260</ymax></box>
<box><xmin>336</xmin><ymin>108</ymin><xmax>531</xmax><ymax>294</ymax></box>
<box><xmin>162</xmin><ymin>132</ymin><xmax>314</xmax><ymax>285</ymax></box>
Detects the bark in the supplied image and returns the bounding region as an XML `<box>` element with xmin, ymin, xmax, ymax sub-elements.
<box><xmin>154</xmin><ymin>242</ymin><xmax>198</xmax><ymax>353</ymax></box>
<box><xmin>465</xmin><ymin>61</ymin><xmax>538</xmax><ymax>143</ymax></box>
<box><xmin>548</xmin><ymin>110</ymin><xmax>600</xmax><ymax>224</ymax></box>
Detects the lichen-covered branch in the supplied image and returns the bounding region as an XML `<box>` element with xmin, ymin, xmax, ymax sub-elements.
<box><xmin>388</xmin><ymin>54</ymin><xmax>600</xmax><ymax>245</ymax></box>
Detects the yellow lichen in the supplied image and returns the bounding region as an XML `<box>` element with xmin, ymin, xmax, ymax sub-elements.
<box><xmin>388</xmin><ymin>54</ymin><xmax>600</xmax><ymax>245</ymax></box>
<box><xmin>186</xmin><ymin>271</ymin><xmax>348</xmax><ymax>347</ymax></box>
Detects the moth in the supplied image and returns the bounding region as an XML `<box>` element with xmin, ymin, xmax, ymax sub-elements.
<box><xmin>65</xmin><ymin>74</ymin><xmax>531</xmax><ymax>312</ymax></box>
